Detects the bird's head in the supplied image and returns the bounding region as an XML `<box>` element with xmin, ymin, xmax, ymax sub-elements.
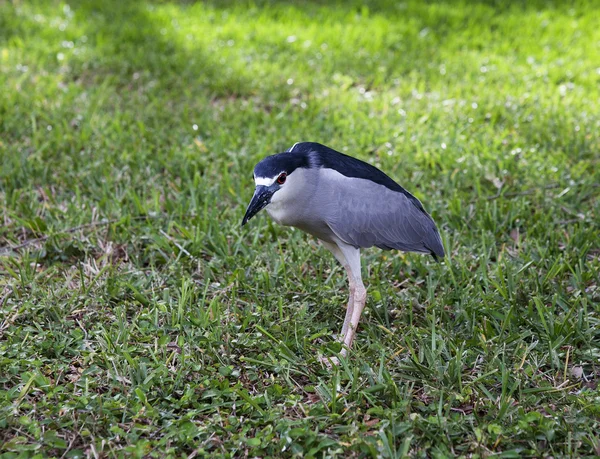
<box><xmin>241</xmin><ymin>143</ymin><xmax>312</xmax><ymax>226</ymax></box>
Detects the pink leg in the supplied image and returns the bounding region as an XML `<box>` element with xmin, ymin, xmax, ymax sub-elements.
<box><xmin>342</xmin><ymin>283</ymin><xmax>366</xmax><ymax>353</ymax></box>
<box><xmin>320</xmin><ymin>240</ymin><xmax>355</xmax><ymax>342</ymax></box>
<box><xmin>328</xmin><ymin>241</ymin><xmax>365</xmax><ymax>356</ymax></box>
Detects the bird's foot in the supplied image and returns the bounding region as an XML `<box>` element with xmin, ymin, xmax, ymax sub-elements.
<box><xmin>318</xmin><ymin>348</ymin><xmax>347</xmax><ymax>367</ymax></box>
<box><xmin>318</xmin><ymin>355</ymin><xmax>340</xmax><ymax>367</ymax></box>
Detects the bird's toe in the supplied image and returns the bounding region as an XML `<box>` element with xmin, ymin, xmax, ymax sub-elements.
<box><xmin>319</xmin><ymin>354</ymin><xmax>347</xmax><ymax>367</ymax></box>
<box><xmin>318</xmin><ymin>355</ymin><xmax>340</xmax><ymax>367</ymax></box>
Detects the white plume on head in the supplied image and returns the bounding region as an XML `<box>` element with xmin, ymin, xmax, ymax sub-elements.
<box><xmin>254</xmin><ymin>175</ymin><xmax>280</xmax><ymax>187</ymax></box>
<box><xmin>288</xmin><ymin>142</ymin><xmax>301</xmax><ymax>152</ymax></box>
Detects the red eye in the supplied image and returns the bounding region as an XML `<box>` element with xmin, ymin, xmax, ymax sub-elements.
<box><xmin>277</xmin><ymin>173</ymin><xmax>287</xmax><ymax>184</ymax></box>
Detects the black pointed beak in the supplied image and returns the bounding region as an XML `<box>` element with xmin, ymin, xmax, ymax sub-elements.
<box><xmin>242</xmin><ymin>185</ymin><xmax>273</xmax><ymax>226</ymax></box>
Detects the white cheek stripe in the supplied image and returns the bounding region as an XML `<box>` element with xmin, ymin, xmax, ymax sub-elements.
<box><xmin>254</xmin><ymin>176</ymin><xmax>277</xmax><ymax>187</ymax></box>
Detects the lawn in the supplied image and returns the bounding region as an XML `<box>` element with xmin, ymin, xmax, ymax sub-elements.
<box><xmin>1</xmin><ymin>0</ymin><xmax>599</xmax><ymax>456</ymax></box>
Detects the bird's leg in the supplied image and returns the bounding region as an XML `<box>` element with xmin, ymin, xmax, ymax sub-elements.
<box><xmin>320</xmin><ymin>240</ymin><xmax>366</xmax><ymax>361</ymax></box>
<box><xmin>342</xmin><ymin>279</ymin><xmax>366</xmax><ymax>353</ymax></box>
<box><xmin>335</xmin><ymin>243</ymin><xmax>365</xmax><ymax>354</ymax></box>
<box><xmin>319</xmin><ymin>240</ymin><xmax>353</xmax><ymax>342</ymax></box>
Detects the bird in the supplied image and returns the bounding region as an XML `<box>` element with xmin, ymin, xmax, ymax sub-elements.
<box><xmin>242</xmin><ymin>142</ymin><xmax>444</xmax><ymax>363</ymax></box>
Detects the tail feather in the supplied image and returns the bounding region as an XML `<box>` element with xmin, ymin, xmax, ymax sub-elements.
<box><xmin>425</xmin><ymin>226</ymin><xmax>445</xmax><ymax>261</ymax></box>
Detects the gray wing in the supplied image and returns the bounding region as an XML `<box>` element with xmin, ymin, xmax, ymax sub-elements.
<box><xmin>321</xmin><ymin>176</ymin><xmax>444</xmax><ymax>258</ymax></box>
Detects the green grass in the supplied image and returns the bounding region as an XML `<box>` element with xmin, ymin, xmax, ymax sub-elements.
<box><xmin>1</xmin><ymin>0</ymin><xmax>599</xmax><ymax>456</ymax></box>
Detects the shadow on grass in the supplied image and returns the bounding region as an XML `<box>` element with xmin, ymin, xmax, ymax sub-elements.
<box><xmin>1</xmin><ymin>0</ymin><xmax>595</xmax><ymax>191</ymax></box>
<box><xmin>1</xmin><ymin>0</ymin><xmax>584</xmax><ymax>103</ymax></box>
<box><xmin>64</xmin><ymin>0</ymin><xmax>255</xmax><ymax>97</ymax></box>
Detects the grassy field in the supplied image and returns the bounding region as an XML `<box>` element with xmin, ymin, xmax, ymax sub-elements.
<box><xmin>1</xmin><ymin>0</ymin><xmax>599</xmax><ymax>456</ymax></box>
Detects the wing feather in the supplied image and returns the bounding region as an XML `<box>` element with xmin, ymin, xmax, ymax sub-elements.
<box><xmin>321</xmin><ymin>173</ymin><xmax>444</xmax><ymax>258</ymax></box>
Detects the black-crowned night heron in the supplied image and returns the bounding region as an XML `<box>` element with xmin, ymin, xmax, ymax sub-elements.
<box><xmin>242</xmin><ymin>142</ymin><xmax>444</xmax><ymax>363</ymax></box>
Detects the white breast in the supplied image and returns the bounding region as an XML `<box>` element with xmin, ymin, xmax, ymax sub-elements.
<box><xmin>265</xmin><ymin>201</ymin><xmax>293</xmax><ymax>225</ymax></box>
